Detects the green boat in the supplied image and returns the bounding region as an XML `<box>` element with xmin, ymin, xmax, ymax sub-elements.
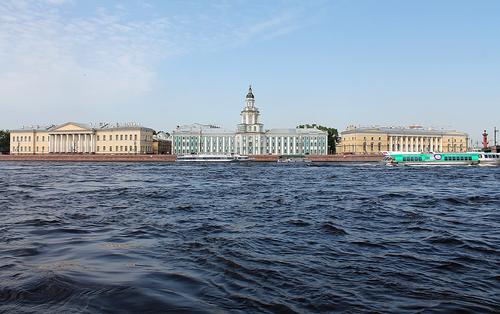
<box><xmin>384</xmin><ymin>152</ymin><xmax>480</xmax><ymax>166</ymax></box>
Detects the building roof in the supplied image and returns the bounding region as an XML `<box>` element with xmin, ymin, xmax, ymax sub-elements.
<box><xmin>266</xmin><ymin>128</ymin><xmax>327</xmax><ymax>136</ymax></box>
<box><xmin>173</xmin><ymin>123</ymin><xmax>235</xmax><ymax>135</ymax></box>
<box><xmin>12</xmin><ymin>122</ymin><xmax>153</xmax><ymax>133</ymax></box>
<box><xmin>341</xmin><ymin>126</ymin><xmax>467</xmax><ymax>137</ymax></box>
<box><xmin>246</xmin><ymin>85</ymin><xmax>254</xmax><ymax>99</ymax></box>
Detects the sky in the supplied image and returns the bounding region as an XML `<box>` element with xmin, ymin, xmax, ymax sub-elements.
<box><xmin>0</xmin><ymin>0</ymin><xmax>499</xmax><ymax>143</ymax></box>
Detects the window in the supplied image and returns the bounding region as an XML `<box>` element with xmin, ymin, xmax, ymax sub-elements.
<box><xmin>134</xmin><ymin>135</ymin><xmax>137</xmax><ymax>140</ymax></box>
<box><xmin>97</xmin><ymin>135</ymin><xmax>100</xmax><ymax>141</ymax></box>
<box><xmin>116</xmin><ymin>146</ymin><xmax>119</xmax><ymax>152</ymax></box>
<box><xmin>37</xmin><ymin>136</ymin><xmax>39</xmax><ymax>141</ymax></box>
<box><xmin>120</xmin><ymin>146</ymin><xmax>123</xmax><ymax>152</ymax></box>
<box><xmin>120</xmin><ymin>135</ymin><xmax>123</xmax><ymax>140</ymax></box>
<box><xmin>125</xmin><ymin>146</ymin><xmax>127</xmax><ymax>151</ymax></box>
<box><xmin>103</xmin><ymin>146</ymin><xmax>106</xmax><ymax>151</ymax></box>
<box><xmin>42</xmin><ymin>136</ymin><xmax>45</xmax><ymax>141</ymax></box>
<box><xmin>97</xmin><ymin>146</ymin><xmax>100</xmax><ymax>152</ymax></box>
<box><xmin>125</xmin><ymin>135</ymin><xmax>128</xmax><ymax>140</ymax></box>
<box><xmin>116</xmin><ymin>135</ymin><xmax>119</xmax><ymax>140</ymax></box>
<box><xmin>110</xmin><ymin>146</ymin><xmax>112</xmax><ymax>152</ymax></box>
<box><xmin>103</xmin><ymin>135</ymin><xmax>106</xmax><ymax>141</ymax></box>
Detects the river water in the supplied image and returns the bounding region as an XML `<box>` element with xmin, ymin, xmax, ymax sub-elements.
<box><xmin>0</xmin><ymin>162</ymin><xmax>499</xmax><ymax>313</ymax></box>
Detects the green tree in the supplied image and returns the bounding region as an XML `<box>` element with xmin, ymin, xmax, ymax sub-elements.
<box><xmin>297</xmin><ymin>124</ymin><xmax>339</xmax><ymax>154</ymax></box>
<box><xmin>0</xmin><ymin>130</ymin><xmax>10</xmax><ymax>154</ymax></box>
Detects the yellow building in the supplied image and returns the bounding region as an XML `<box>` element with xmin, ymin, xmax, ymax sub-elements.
<box><xmin>10</xmin><ymin>122</ymin><xmax>154</xmax><ymax>155</ymax></box>
<box><xmin>338</xmin><ymin>125</ymin><xmax>468</xmax><ymax>154</ymax></box>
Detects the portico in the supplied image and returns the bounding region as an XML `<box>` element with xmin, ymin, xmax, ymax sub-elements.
<box><xmin>48</xmin><ymin>122</ymin><xmax>96</xmax><ymax>153</ymax></box>
<box><xmin>49</xmin><ymin>133</ymin><xmax>95</xmax><ymax>153</ymax></box>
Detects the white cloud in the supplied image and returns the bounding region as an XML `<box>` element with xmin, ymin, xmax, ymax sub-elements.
<box><xmin>0</xmin><ymin>0</ymin><xmax>171</xmax><ymax>124</ymax></box>
<box><xmin>0</xmin><ymin>0</ymin><xmax>315</xmax><ymax>127</ymax></box>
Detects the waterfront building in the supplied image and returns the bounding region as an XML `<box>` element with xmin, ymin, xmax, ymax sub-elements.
<box><xmin>10</xmin><ymin>122</ymin><xmax>154</xmax><ymax>155</ymax></box>
<box><xmin>338</xmin><ymin>125</ymin><xmax>468</xmax><ymax>154</ymax></box>
<box><xmin>172</xmin><ymin>87</ymin><xmax>328</xmax><ymax>156</ymax></box>
<box><xmin>152</xmin><ymin>131</ymin><xmax>172</xmax><ymax>155</ymax></box>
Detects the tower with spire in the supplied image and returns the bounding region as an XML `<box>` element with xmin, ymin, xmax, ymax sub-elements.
<box><xmin>236</xmin><ymin>85</ymin><xmax>266</xmax><ymax>155</ymax></box>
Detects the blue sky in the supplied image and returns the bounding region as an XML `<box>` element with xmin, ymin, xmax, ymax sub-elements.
<box><xmin>0</xmin><ymin>0</ymin><xmax>499</xmax><ymax>143</ymax></box>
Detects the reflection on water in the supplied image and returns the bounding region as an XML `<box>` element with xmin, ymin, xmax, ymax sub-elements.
<box><xmin>1</xmin><ymin>162</ymin><xmax>499</xmax><ymax>313</ymax></box>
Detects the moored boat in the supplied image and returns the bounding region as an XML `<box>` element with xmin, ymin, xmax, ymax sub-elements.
<box><xmin>277</xmin><ymin>156</ymin><xmax>311</xmax><ymax>163</ymax></box>
<box><xmin>176</xmin><ymin>154</ymin><xmax>249</xmax><ymax>162</ymax></box>
<box><xmin>384</xmin><ymin>152</ymin><xmax>479</xmax><ymax>166</ymax></box>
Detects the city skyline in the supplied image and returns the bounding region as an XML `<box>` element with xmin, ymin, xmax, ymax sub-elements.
<box><xmin>1</xmin><ymin>0</ymin><xmax>499</xmax><ymax>142</ymax></box>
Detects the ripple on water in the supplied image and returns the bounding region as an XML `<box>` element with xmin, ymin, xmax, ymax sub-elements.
<box><xmin>0</xmin><ymin>162</ymin><xmax>499</xmax><ymax>313</ymax></box>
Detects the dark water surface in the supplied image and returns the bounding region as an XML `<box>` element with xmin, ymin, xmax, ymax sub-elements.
<box><xmin>1</xmin><ymin>162</ymin><xmax>499</xmax><ymax>313</ymax></box>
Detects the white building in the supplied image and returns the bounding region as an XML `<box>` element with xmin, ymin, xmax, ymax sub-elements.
<box><xmin>172</xmin><ymin>86</ymin><xmax>328</xmax><ymax>156</ymax></box>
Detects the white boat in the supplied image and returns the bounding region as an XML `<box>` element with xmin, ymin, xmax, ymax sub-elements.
<box><xmin>477</xmin><ymin>152</ymin><xmax>500</xmax><ymax>165</ymax></box>
<box><xmin>176</xmin><ymin>154</ymin><xmax>249</xmax><ymax>162</ymax></box>
<box><xmin>277</xmin><ymin>157</ymin><xmax>311</xmax><ymax>163</ymax></box>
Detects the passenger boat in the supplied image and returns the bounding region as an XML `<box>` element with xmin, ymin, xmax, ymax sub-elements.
<box><xmin>176</xmin><ymin>154</ymin><xmax>249</xmax><ymax>162</ymax></box>
<box><xmin>476</xmin><ymin>152</ymin><xmax>500</xmax><ymax>165</ymax></box>
<box><xmin>384</xmin><ymin>152</ymin><xmax>480</xmax><ymax>166</ymax></box>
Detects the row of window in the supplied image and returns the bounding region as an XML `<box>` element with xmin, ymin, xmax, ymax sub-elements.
<box><xmin>96</xmin><ymin>145</ymin><xmax>151</xmax><ymax>152</ymax></box>
<box><xmin>444</xmin><ymin>156</ymin><xmax>472</xmax><ymax>161</ymax></box>
<box><xmin>97</xmin><ymin>134</ymin><xmax>140</xmax><ymax>141</ymax></box>
<box><xmin>403</xmin><ymin>156</ymin><xmax>423</xmax><ymax>162</ymax></box>
<box><xmin>481</xmin><ymin>154</ymin><xmax>500</xmax><ymax>159</ymax></box>
<box><xmin>14</xmin><ymin>136</ymin><xmax>31</xmax><ymax>142</ymax></box>
<box><xmin>13</xmin><ymin>146</ymin><xmax>31</xmax><ymax>152</ymax></box>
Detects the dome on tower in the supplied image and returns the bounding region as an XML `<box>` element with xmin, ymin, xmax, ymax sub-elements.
<box><xmin>246</xmin><ymin>85</ymin><xmax>254</xmax><ymax>99</ymax></box>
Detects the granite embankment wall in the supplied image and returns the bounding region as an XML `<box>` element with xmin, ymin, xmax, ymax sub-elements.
<box><xmin>0</xmin><ymin>154</ymin><xmax>383</xmax><ymax>162</ymax></box>
<box><xmin>0</xmin><ymin>154</ymin><xmax>176</xmax><ymax>162</ymax></box>
<box><xmin>306</xmin><ymin>154</ymin><xmax>383</xmax><ymax>162</ymax></box>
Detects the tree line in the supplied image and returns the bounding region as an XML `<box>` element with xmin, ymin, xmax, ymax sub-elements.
<box><xmin>0</xmin><ymin>130</ymin><xmax>9</xmax><ymax>154</ymax></box>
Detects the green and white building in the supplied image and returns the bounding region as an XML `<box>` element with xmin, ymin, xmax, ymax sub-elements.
<box><xmin>172</xmin><ymin>86</ymin><xmax>328</xmax><ymax>156</ymax></box>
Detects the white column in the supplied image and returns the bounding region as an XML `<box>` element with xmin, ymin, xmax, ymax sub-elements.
<box><xmin>78</xmin><ymin>134</ymin><xmax>81</xmax><ymax>153</ymax></box>
<box><xmin>404</xmin><ymin>136</ymin><xmax>408</xmax><ymax>152</ymax></box>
